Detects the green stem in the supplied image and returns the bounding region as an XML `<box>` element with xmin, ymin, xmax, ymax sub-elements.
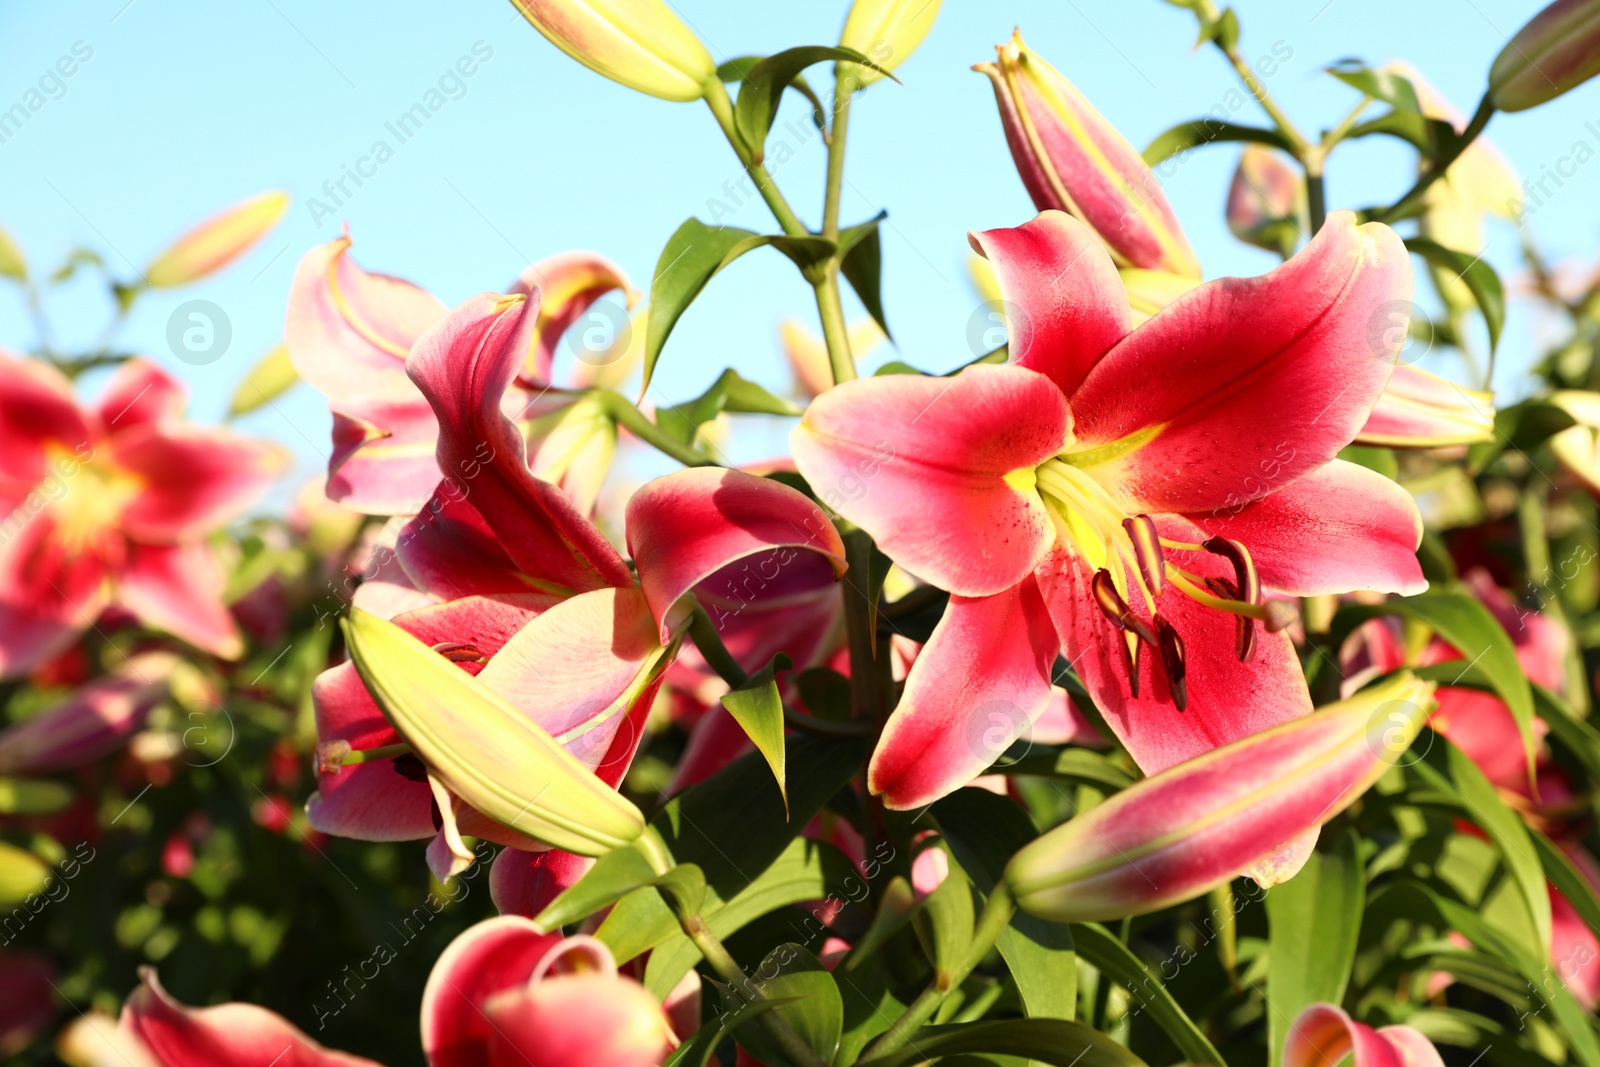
<box><xmin>842</xmin><ymin>530</ymin><xmax>879</xmax><ymax>722</ymax></box>
<box><xmin>814</xmin><ymin>270</ymin><xmax>857</xmax><ymax>385</ymax></box>
<box><xmin>703</xmin><ymin>79</ymin><xmax>809</xmax><ymax>239</ymax></box>
<box><xmin>597</xmin><ymin>390</ymin><xmax>721</xmax><ymax>469</ymax></box>
<box><xmin>1376</xmin><ymin>95</ymin><xmax>1495</xmax><ymax>225</ymax></box>
<box><xmin>674</xmin><ymin>907</ymin><xmax>830</xmax><ymax>1067</ymax></box>
<box><xmin>687</xmin><ymin>603</ymin><xmax>749</xmax><ymax>687</ymax></box>
<box><xmin>822</xmin><ymin>73</ymin><xmax>855</xmax><ymax>240</ymax></box>
<box><xmin>341</xmin><ymin>742</ymin><xmax>412</xmax><ymax>765</ymax></box>
<box><xmin>1304</xmin><ymin>150</ymin><xmax>1328</xmax><ymax>234</ymax></box>
<box><xmin>862</xmin><ymin>881</ymin><xmax>1017</xmax><ymax>1058</ymax></box>
<box><xmin>1213</xmin><ymin>39</ymin><xmax>1310</xmax><ymax>156</ymax></box>
<box><xmin>1323</xmin><ymin>96</ymin><xmax>1371</xmax><ymax>148</ymax></box>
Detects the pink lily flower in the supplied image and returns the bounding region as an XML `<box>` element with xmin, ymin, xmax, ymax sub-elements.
<box><xmin>422</xmin><ymin>919</ymin><xmax>680</xmax><ymax>1066</ymax></box>
<box><xmin>0</xmin><ymin>651</ymin><xmax>174</xmax><ymax>774</ymax></box>
<box><xmin>309</xmin><ymin>290</ymin><xmax>845</xmax><ymax>878</ymax></box>
<box><xmin>0</xmin><ymin>355</ymin><xmax>283</xmax><ymax>677</ymax></box>
<box><xmin>285</xmin><ymin>232</ymin><xmax>635</xmax><ymax>516</ymax></box>
<box><xmin>1283</xmin><ymin>1003</ymin><xmax>1445</xmax><ymax>1067</ymax></box>
<box><xmin>792</xmin><ymin>209</ymin><xmax>1424</xmax><ymax>810</ymax></box>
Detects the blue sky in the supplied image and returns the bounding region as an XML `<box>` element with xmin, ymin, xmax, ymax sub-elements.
<box><xmin>1</xmin><ymin>0</ymin><xmax>1596</xmax><ymax>508</ymax></box>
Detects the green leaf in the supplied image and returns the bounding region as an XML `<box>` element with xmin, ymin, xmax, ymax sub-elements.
<box><xmin>1326</xmin><ymin>58</ymin><xmax>1422</xmax><ymax>111</ymax></box>
<box><xmin>834</xmin><ymin>950</ymin><xmax>906</xmax><ymax>1064</ymax></box>
<box><xmin>1467</xmin><ymin>399</ymin><xmax>1576</xmax><ymax>474</ymax></box>
<box><xmin>1405</xmin><ymin>237</ymin><xmax>1505</xmax><ymax>354</ymax></box>
<box><xmin>657</xmin><ymin>369</ymin><xmax>801</xmax><ymax>446</ymax></box>
<box><xmin>644</xmin><ymin>219</ymin><xmax>834</xmax><ymax>394</ymax></box>
<box><xmin>733</xmin><ymin>47</ymin><xmax>895</xmax><ymax>162</ymax></box>
<box><xmin>717</xmin><ymin>56</ymin><xmax>825</xmax><ymax>132</ymax></box>
<box><xmin>0</xmin><ymin>841</ymin><xmax>51</xmax><ymax>904</ymax></box>
<box><xmin>533</xmin><ymin>830</ymin><xmax>674</xmax><ymax>930</ymax></box>
<box><xmin>997</xmin><ymin>748</ymin><xmax>1136</xmax><ymax>792</ymax></box>
<box><xmin>839</xmin><ymin>215</ymin><xmax>890</xmax><ymax>339</ymax></box>
<box><xmin>1265</xmin><ymin>830</ymin><xmax>1365</xmax><ymax>1067</ymax></box>
<box><xmin>1344</xmin><ymin>109</ymin><xmax>1459</xmax><ymax>153</ymax></box>
<box><xmin>1396</xmin><ymin>883</ymin><xmax>1600</xmax><ymax>1067</ymax></box>
<box><xmin>936</xmin><ymin>788</ymin><xmax>1077</xmax><ymax>1022</ymax></box>
<box><xmin>720</xmin><ymin>653</ymin><xmax>792</xmax><ymax>815</ymax></box>
<box><xmin>1411</xmin><ymin>732</ymin><xmax>1553</xmax><ymax>963</ymax></box>
<box><xmin>1141</xmin><ymin>119</ymin><xmax>1292</xmax><ymax>166</ymax></box>
<box><xmin>1532</xmin><ymin>829</ymin><xmax>1600</xmax><ymax>946</ymax></box>
<box><xmin>228</xmin><ymin>344</ymin><xmax>298</xmax><ymax>417</ymax></box>
<box><xmin>1340</xmin><ymin>590</ymin><xmax>1536</xmax><ymax>776</ymax></box>
<box><xmin>1533</xmin><ymin>684</ymin><xmax>1600</xmax><ymax>781</ymax></box>
<box><xmin>795</xmin><ymin>667</ymin><xmax>851</xmax><ymax>721</ymax></box>
<box><xmin>0</xmin><ymin>224</ymin><xmax>26</xmax><ymax>279</ymax></box>
<box><xmin>856</xmin><ymin>1018</ymin><xmax>1149</xmax><ymax>1067</ymax></box>
<box><xmin>0</xmin><ymin>778</ymin><xmax>74</xmax><ymax>815</ymax></box>
<box><xmin>724</xmin><ymin>944</ymin><xmax>842</xmax><ymax>1067</ymax></box>
<box><xmin>1071</xmin><ymin>922</ymin><xmax>1228</xmax><ymax>1067</ymax></box>
<box><xmin>913</xmin><ymin>839</ymin><xmax>974</xmax><ymax>982</ymax></box>
<box><xmin>1338</xmin><ymin>443</ymin><xmax>1399</xmax><ymax>480</ymax></box>
<box><xmin>666</xmin><ymin>993</ymin><xmax>795</xmax><ymax>1067</ymax></box>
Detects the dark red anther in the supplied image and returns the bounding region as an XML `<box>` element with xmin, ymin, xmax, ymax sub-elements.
<box><xmin>1091</xmin><ymin>569</ymin><xmax>1158</xmax><ymax>646</ymax></box>
<box><xmin>1123</xmin><ymin>514</ymin><xmax>1165</xmax><ymax>595</ymax></box>
<box><xmin>432</xmin><ymin>641</ymin><xmax>487</xmax><ymax>664</ymax></box>
<box><xmin>1154</xmin><ymin>616</ymin><xmax>1188</xmax><ymax>711</ymax></box>
<box><xmin>1202</xmin><ymin>536</ymin><xmax>1260</xmax><ymax>607</ymax></box>
<box><xmin>1204</xmin><ymin>576</ymin><xmax>1255</xmax><ymax>661</ymax></box>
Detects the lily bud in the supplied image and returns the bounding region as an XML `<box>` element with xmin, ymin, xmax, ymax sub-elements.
<box><xmin>342</xmin><ymin>608</ymin><xmax>646</xmax><ymax>857</ymax></box>
<box><xmin>976</xmin><ymin>30</ymin><xmax>1200</xmax><ymax>277</ymax></box>
<box><xmin>507</xmin><ymin>0</ymin><xmax>716</xmax><ymax>103</ymax></box>
<box><xmin>1227</xmin><ymin>146</ymin><xmax>1306</xmax><ymax>257</ymax></box>
<box><xmin>0</xmin><ymin>653</ymin><xmax>175</xmax><ymax>775</ymax></box>
<box><xmin>144</xmin><ymin>191</ymin><xmax>288</xmax><ymax>287</ymax></box>
<box><xmin>1489</xmin><ymin>0</ymin><xmax>1600</xmax><ymax>112</ymax></box>
<box><xmin>1549</xmin><ymin>390</ymin><xmax>1600</xmax><ymax>497</ymax></box>
<box><xmin>1356</xmin><ymin>364</ymin><xmax>1495</xmax><ymax>448</ymax></box>
<box><xmin>839</xmin><ymin>0</ymin><xmax>943</xmax><ymax>85</ymax></box>
<box><xmin>1005</xmin><ymin>673</ymin><xmax>1434</xmax><ymax>922</ymax></box>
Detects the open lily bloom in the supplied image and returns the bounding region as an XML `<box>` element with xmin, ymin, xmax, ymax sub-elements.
<box><xmin>0</xmin><ymin>355</ymin><xmax>283</xmax><ymax>677</ymax></box>
<box><xmin>1283</xmin><ymin>1003</ymin><xmax>1445</xmax><ymax>1067</ymax></box>
<box><xmin>309</xmin><ymin>289</ymin><xmax>845</xmax><ymax>878</ymax></box>
<box><xmin>794</xmin><ymin>209</ymin><xmax>1424</xmax><ymax>810</ymax></box>
<box><xmin>285</xmin><ymin>232</ymin><xmax>636</xmax><ymax>516</ymax></box>
<box><xmin>422</xmin><ymin>919</ymin><xmax>679</xmax><ymax>1067</ymax></box>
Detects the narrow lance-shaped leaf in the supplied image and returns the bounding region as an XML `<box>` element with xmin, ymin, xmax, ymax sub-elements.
<box><xmin>1006</xmin><ymin>673</ymin><xmax>1435</xmax><ymax>922</ymax></box>
<box><xmin>227</xmin><ymin>344</ymin><xmax>298</xmax><ymax>417</ymax></box>
<box><xmin>1265</xmin><ymin>830</ymin><xmax>1365</xmax><ymax>1067</ymax></box>
<box><xmin>1071</xmin><ymin>921</ymin><xmax>1228</xmax><ymax>1067</ymax></box>
<box><xmin>1141</xmin><ymin>119</ymin><xmax>1293</xmax><ymax>165</ymax></box>
<box><xmin>733</xmin><ymin>46</ymin><xmax>896</xmax><ymax>162</ymax></box>
<box><xmin>720</xmin><ymin>652</ymin><xmax>791</xmax><ymax>816</ymax></box>
<box><xmin>643</xmin><ymin>219</ymin><xmax>833</xmax><ymax>395</ymax></box>
<box><xmin>342</xmin><ymin>608</ymin><xmax>646</xmax><ymax>857</ymax></box>
<box><xmin>1405</xmin><ymin>237</ymin><xmax>1504</xmax><ymax>354</ymax></box>
<box><xmin>723</xmin><ymin>943</ymin><xmax>843</xmax><ymax>1067</ymax></box>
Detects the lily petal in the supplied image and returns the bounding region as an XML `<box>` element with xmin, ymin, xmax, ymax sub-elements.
<box><xmin>0</xmin><ymin>512</ymin><xmax>113</xmax><ymax>679</ymax></box>
<box><xmin>1068</xmin><ymin>212</ymin><xmax>1412</xmax><ymax>515</ymax></box>
<box><xmin>327</xmin><ymin>398</ymin><xmax>442</xmax><ymax>516</ymax></box>
<box><xmin>1183</xmin><ymin>459</ymin><xmax>1426</xmax><ymax>597</ymax></box>
<box><xmin>420</xmin><ymin>915</ymin><xmax>566</xmax><ymax>1067</ymax></box>
<box><xmin>0</xmin><ymin>350</ymin><xmax>91</xmax><ymax>497</ymax></box>
<box><xmin>0</xmin><ymin>654</ymin><xmax>172</xmax><ymax>774</ymax></box>
<box><xmin>1038</xmin><ymin>540</ymin><xmax>1311</xmax><ymax>775</ymax></box>
<box><xmin>968</xmin><ymin>211</ymin><xmax>1129</xmax><ymax>395</ymax></box>
<box><xmin>869</xmin><ymin>577</ymin><xmax>1058</xmax><ymax>809</ymax></box>
<box><xmin>1005</xmin><ymin>673</ymin><xmax>1434</xmax><ymax>921</ymax></box>
<box><xmin>95</xmin><ymin>360</ymin><xmax>186</xmax><ymax>433</ymax></box>
<box><xmin>1357</xmin><ymin>364</ymin><xmax>1495</xmax><ymax>448</ymax></box>
<box><xmin>117</xmin><ymin>542</ymin><xmax>243</xmax><ymax>660</ymax></box>
<box><xmin>1283</xmin><ymin>1003</ymin><xmax>1446</xmax><ymax>1067</ymax></box>
<box><xmin>121</xmin><ymin>969</ymin><xmax>383</xmax><ymax>1067</ymax></box>
<box><xmin>627</xmin><ymin>467</ymin><xmax>846</xmax><ymax>642</ymax></box>
<box><xmin>407</xmin><ymin>292</ymin><xmax>632</xmax><ymax>592</ymax></box>
<box><xmin>508</xmin><ymin>252</ymin><xmax>636</xmax><ymax>386</ymax></box>
<box><xmin>489</xmin><ymin>847</ymin><xmax>595</xmax><ymax>919</ymax></box>
<box><xmin>791</xmin><ymin>364</ymin><xmax>1069</xmax><ymax>598</ymax></box>
<box><xmin>113</xmin><ymin>425</ymin><xmax>286</xmax><ymax>543</ymax></box>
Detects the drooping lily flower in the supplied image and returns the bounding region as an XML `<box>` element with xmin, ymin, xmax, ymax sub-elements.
<box><xmin>0</xmin><ymin>652</ymin><xmax>175</xmax><ymax>774</ymax></box>
<box><xmin>284</xmin><ymin>232</ymin><xmax>636</xmax><ymax>516</ymax></box>
<box><xmin>115</xmin><ymin>969</ymin><xmax>383</xmax><ymax>1066</ymax></box>
<box><xmin>976</xmin><ymin>30</ymin><xmax>1200</xmax><ymax>277</ymax></box>
<box><xmin>423</xmin><ymin>918</ymin><xmax>679</xmax><ymax>1067</ymax></box>
<box><xmin>309</xmin><ymin>290</ymin><xmax>845</xmax><ymax>876</ymax></box>
<box><xmin>1226</xmin><ymin>146</ymin><xmax>1306</xmax><ymax>258</ymax></box>
<box><xmin>793</xmin><ymin>210</ymin><xmax>1424</xmax><ymax>813</ymax></box>
<box><xmin>0</xmin><ymin>355</ymin><xmax>284</xmax><ymax>677</ymax></box>
<box><xmin>1004</xmin><ymin>673</ymin><xmax>1434</xmax><ymax>921</ymax></box>
<box><xmin>1283</xmin><ymin>1003</ymin><xmax>1446</xmax><ymax>1067</ymax></box>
